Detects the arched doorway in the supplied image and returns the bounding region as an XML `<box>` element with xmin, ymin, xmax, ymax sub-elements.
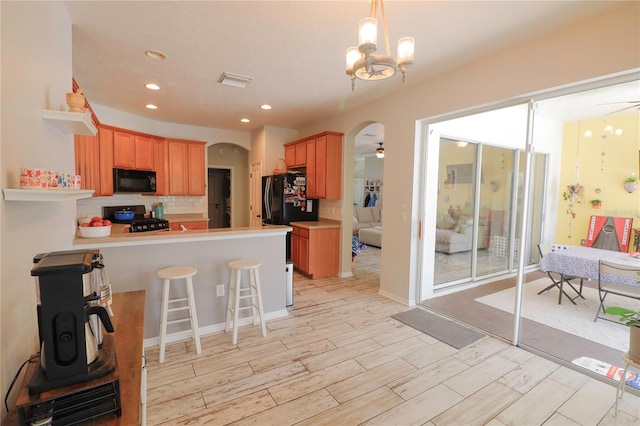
<box><xmin>344</xmin><ymin>122</ymin><xmax>386</xmax><ymax>274</ymax></box>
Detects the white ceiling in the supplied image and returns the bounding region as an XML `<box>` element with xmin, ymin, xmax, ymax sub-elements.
<box><xmin>65</xmin><ymin>0</ymin><xmax>632</xmax><ymax>140</ymax></box>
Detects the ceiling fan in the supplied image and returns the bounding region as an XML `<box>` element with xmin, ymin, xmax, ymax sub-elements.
<box><xmin>375</xmin><ymin>142</ymin><xmax>384</xmax><ymax>158</ymax></box>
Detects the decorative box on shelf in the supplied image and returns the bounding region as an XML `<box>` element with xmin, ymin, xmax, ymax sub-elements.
<box><xmin>41</xmin><ymin>109</ymin><xmax>97</xmax><ymax>136</ymax></box>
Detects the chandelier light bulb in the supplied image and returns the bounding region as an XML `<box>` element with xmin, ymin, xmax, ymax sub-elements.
<box><xmin>359</xmin><ymin>17</ymin><xmax>377</xmax><ymax>47</ymax></box>
<box><xmin>584</xmin><ymin>130</ymin><xmax>592</xmax><ymax>137</ymax></box>
<box><xmin>346</xmin><ymin>46</ymin><xmax>361</xmax><ymax>72</ymax></box>
<box><xmin>604</xmin><ymin>125</ymin><xmax>613</xmax><ymax>133</ymax></box>
<box><xmin>397</xmin><ymin>37</ymin><xmax>415</xmax><ymax>66</ymax></box>
<box><xmin>615</xmin><ymin>128</ymin><xmax>623</xmax><ymax>136</ymax></box>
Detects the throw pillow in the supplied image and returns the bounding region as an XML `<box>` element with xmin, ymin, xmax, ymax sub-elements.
<box><xmin>436</xmin><ymin>215</ymin><xmax>456</xmax><ymax>230</ymax></box>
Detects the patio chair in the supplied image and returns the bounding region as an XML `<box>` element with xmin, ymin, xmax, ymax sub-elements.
<box><xmin>537</xmin><ymin>243</ymin><xmax>585</xmax><ymax>304</ymax></box>
<box><xmin>594</xmin><ymin>260</ymin><xmax>640</xmax><ymax>323</ymax></box>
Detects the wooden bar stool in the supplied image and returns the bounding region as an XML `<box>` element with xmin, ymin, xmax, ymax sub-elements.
<box><xmin>157</xmin><ymin>265</ymin><xmax>202</xmax><ymax>363</ymax></box>
<box><xmin>225</xmin><ymin>259</ymin><xmax>266</xmax><ymax>344</ymax></box>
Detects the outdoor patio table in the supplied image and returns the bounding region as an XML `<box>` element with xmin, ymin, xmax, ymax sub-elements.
<box><xmin>540</xmin><ymin>244</ymin><xmax>640</xmax><ymax>303</ymax></box>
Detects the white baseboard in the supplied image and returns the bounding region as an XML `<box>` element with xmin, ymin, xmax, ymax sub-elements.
<box><xmin>378</xmin><ymin>289</ymin><xmax>413</xmax><ymax>307</ymax></box>
<box><xmin>144</xmin><ymin>308</ymin><xmax>290</xmax><ymax>347</ymax></box>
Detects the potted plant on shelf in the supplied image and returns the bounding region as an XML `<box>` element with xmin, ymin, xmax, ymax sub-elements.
<box><xmin>624</xmin><ymin>175</ymin><xmax>638</xmax><ymax>193</ymax></box>
<box><xmin>589</xmin><ymin>199</ymin><xmax>602</xmax><ymax>209</ymax></box>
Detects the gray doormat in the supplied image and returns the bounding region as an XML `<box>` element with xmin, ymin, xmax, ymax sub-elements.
<box><xmin>392</xmin><ymin>308</ymin><xmax>485</xmax><ymax>350</ymax></box>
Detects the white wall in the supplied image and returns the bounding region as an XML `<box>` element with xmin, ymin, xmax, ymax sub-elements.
<box><xmin>1</xmin><ymin>2</ymin><xmax>76</xmax><ymax>416</ymax></box>
<box><xmin>296</xmin><ymin>4</ymin><xmax>640</xmax><ymax>305</ymax></box>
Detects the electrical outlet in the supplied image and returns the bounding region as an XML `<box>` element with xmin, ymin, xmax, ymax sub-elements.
<box><xmin>216</xmin><ymin>284</ymin><xmax>224</xmax><ymax>297</ymax></box>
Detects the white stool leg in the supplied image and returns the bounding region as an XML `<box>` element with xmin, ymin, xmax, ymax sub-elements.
<box><xmin>159</xmin><ymin>279</ymin><xmax>170</xmax><ymax>363</ymax></box>
<box><xmin>185</xmin><ymin>276</ymin><xmax>202</xmax><ymax>355</ymax></box>
<box><xmin>225</xmin><ymin>269</ymin><xmax>235</xmax><ymax>333</ymax></box>
<box><xmin>253</xmin><ymin>268</ymin><xmax>267</xmax><ymax>337</ymax></box>
<box><xmin>232</xmin><ymin>269</ymin><xmax>242</xmax><ymax>345</ymax></box>
<box><xmin>249</xmin><ymin>268</ymin><xmax>258</xmax><ymax>326</ymax></box>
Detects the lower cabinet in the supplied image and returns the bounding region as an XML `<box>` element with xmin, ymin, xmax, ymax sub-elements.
<box><xmin>291</xmin><ymin>225</ymin><xmax>339</xmax><ymax>279</ymax></box>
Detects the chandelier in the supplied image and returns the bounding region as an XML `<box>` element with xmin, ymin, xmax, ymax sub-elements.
<box><xmin>375</xmin><ymin>142</ymin><xmax>385</xmax><ymax>158</ymax></box>
<box><xmin>345</xmin><ymin>0</ymin><xmax>414</xmax><ymax>91</ymax></box>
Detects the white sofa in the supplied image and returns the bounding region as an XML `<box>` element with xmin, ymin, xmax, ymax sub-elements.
<box><xmin>435</xmin><ymin>215</ymin><xmax>487</xmax><ymax>254</ymax></box>
<box><xmin>353</xmin><ymin>205</ymin><xmax>382</xmax><ymax>231</ymax></box>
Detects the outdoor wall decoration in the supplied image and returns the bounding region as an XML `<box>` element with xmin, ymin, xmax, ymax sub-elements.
<box><xmin>562</xmin><ymin>183</ymin><xmax>585</xmax><ymax>218</ymax></box>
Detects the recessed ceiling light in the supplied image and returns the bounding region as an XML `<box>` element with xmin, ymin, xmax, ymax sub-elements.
<box><xmin>145</xmin><ymin>83</ymin><xmax>160</xmax><ymax>90</ymax></box>
<box><xmin>240</xmin><ymin>118</ymin><xmax>250</xmax><ymax>123</ymax></box>
<box><xmin>218</xmin><ymin>72</ymin><xmax>253</xmax><ymax>88</ymax></box>
<box><xmin>144</xmin><ymin>50</ymin><xmax>166</xmax><ymax>60</ymax></box>
<box><xmin>145</xmin><ymin>104</ymin><xmax>158</xmax><ymax>110</ymax></box>
<box><xmin>260</xmin><ymin>104</ymin><xmax>272</xmax><ymax>110</ymax></box>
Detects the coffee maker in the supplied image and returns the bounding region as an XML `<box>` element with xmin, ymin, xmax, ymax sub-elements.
<box><xmin>29</xmin><ymin>250</ymin><xmax>116</xmax><ymax>394</ymax></box>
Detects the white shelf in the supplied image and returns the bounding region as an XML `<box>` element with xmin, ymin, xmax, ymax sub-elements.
<box><xmin>41</xmin><ymin>109</ymin><xmax>97</xmax><ymax>136</ymax></box>
<box><xmin>3</xmin><ymin>188</ymin><xmax>94</xmax><ymax>202</ymax></box>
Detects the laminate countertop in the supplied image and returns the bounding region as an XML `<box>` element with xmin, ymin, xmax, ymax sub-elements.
<box><xmin>289</xmin><ymin>220</ymin><xmax>341</xmax><ymax>230</ymax></box>
<box><xmin>73</xmin><ymin>224</ymin><xmax>291</xmax><ymax>249</ymax></box>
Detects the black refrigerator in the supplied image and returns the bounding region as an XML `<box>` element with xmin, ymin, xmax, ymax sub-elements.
<box><xmin>262</xmin><ymin>173</ymin><xmax>318</xmax><ymax>259</ymax></box>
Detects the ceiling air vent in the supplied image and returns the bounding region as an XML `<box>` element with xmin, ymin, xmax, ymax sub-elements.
<box><xmin>218</xmin><ymin>72</ymin><xmax>253</xmax><ymax>88</ymax></box>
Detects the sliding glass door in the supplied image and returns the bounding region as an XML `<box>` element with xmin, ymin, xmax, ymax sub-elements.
<box><xmin>429</xmin><ymin>102</ymin><xmax>544</xmax><ymax>290</ymax></box>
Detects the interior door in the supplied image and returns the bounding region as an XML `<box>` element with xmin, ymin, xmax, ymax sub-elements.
<box><xmin>250</xmin><ymin>162</ymin><xmax>263</xmax><ymax>227</ymax></box>
<box><xmin>208</xmin><ymin>168</ymin><xmax>230</xmax><ymax>228</ymax></box>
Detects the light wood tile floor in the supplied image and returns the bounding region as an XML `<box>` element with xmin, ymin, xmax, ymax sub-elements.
<box><xmin>143</xmin><ymin>247</ymin><xmax>640</xmax><ymax>425</ymax></box>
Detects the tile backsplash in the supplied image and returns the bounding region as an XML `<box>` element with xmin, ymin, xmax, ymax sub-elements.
<box><xmin>77</xmin><ymin>194</ymin><xmax>206</xmax><ymax>218</ymax></box>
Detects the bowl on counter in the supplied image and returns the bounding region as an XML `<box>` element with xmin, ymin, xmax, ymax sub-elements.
<box><xmin>78</xmin><ymin>225</ymin><xmax>112</xmax><ymax>238</ymax></box>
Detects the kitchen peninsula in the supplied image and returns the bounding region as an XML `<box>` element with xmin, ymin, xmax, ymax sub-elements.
<box><xmin>73</xmin><ymin>225</ymin><xmax>291</xmax><ymax>343</ymax></box>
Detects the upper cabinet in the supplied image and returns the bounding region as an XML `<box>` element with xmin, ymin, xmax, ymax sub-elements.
<box><xmin>75</xmin><ymin>127</ymin><xmax>205</xmax><ymax>198</ymax></box>
<box><xmin>113</xmin><ymin>131</ymin><xmax>155</xmax><ymax>171</ymax></box>
<box><xmin>167</xmin><ymin>139</ymin><xmax>206</xmax><ymax>196</ymax></box>
<box><xmin>75</xmin><ymin>126</ymin><xmax>113</xmax><ymax>196</ymax></box>
<box><xmin>284</xmin><ymin>131</ymin><xmax>343</xmax><ymax>200</ymax></box>
<box><xmin>285</xmin><ymin>141</ymin><xmax>307</xmax><ymax>168</ymax></box>
<box><xmin>154</xmin><ymin>139</ymin><xmax>168</xmax><ymax>196</ymax></box>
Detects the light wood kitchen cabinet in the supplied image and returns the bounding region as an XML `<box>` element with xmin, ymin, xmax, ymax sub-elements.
<box><xmin>75</xmin><ymin>125</ymin><xmax>204</xmax><ymax>198</ymax></box>
<box><xmin>98</xmin><ymin>127</ymin><xmax>114</xmax><ymax>195</ymax></box>
<box><xmin>291</xmin><ymin>225</ymin><xmax>339</xmax><ymax>279</ymax></box>
<box><xmin>74</xmin><ymin>126</ymin><xmax>114</xmax><ymax>196</ymax></box>
<box><xmin>168</xmin><ymin>140</ymin><xmax>188</xmax><ymax>195</ymax></box>
<box><xmin>285</xmin><ymin>131</ymin><xmax>342</xmax><ymax>199</ymax></box>
<box><xmin>113</xmin><ymin>131</ymin><xmax>155</xmax><ymax>170</ymax></box>
<box><xmin>284</xmin><ymin>140</ymin><xmax>307</xmax><ymax>168</ymax></box>
<box><xmin>75</xmin><ymin>132</ymin><xmax>101</xmax><ymax>195</ymax></box>
<box><xmin>113</xmin><ymin>130</ymin><xmax>135</xmax><ymax>169</ymax></box>
<box><xmin>187</xmin><ymin>142</ymin><xmax>205</xmax><ymax>195</ymax></box>
<box><xmin>154</xmin><ymin>138</ymin><xmax>168</xmax><ymax>195</ymax></box>
<box><xmin>310</xmin><ymin>132</ymin><xmax>342</xmax><ymax>199</ymax></box>
<box><xmin>134</xmin><ymin>135</ymin><xmax>155</xmax><ymax>170</ymax></box>
<box><xmin>167</xmin><ymin>139</ymin><xmax>206</xmax><ymax>196</ymax></box>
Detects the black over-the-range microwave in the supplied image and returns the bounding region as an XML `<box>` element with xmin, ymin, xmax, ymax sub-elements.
<box><xmin>113</xmin><ymin>168</ymin><xmax>156</xmax><ymax>194</ymax></box>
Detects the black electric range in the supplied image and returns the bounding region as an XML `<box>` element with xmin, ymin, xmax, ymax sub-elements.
<box><xmin>102</xmin><ymin>205</ymin><xmax>169</xmax><ymax>233</ymax></box>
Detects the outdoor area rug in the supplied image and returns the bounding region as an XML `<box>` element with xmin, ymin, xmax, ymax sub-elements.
<box><xmin>475</xmin><ymin>278</ymin><xmax>635</xmax><ymax>352</ymax></box>
<box><xmin>392</xmin><ymin>308</ymin><xmax>485</xmax><ymax>349</ymax></box>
